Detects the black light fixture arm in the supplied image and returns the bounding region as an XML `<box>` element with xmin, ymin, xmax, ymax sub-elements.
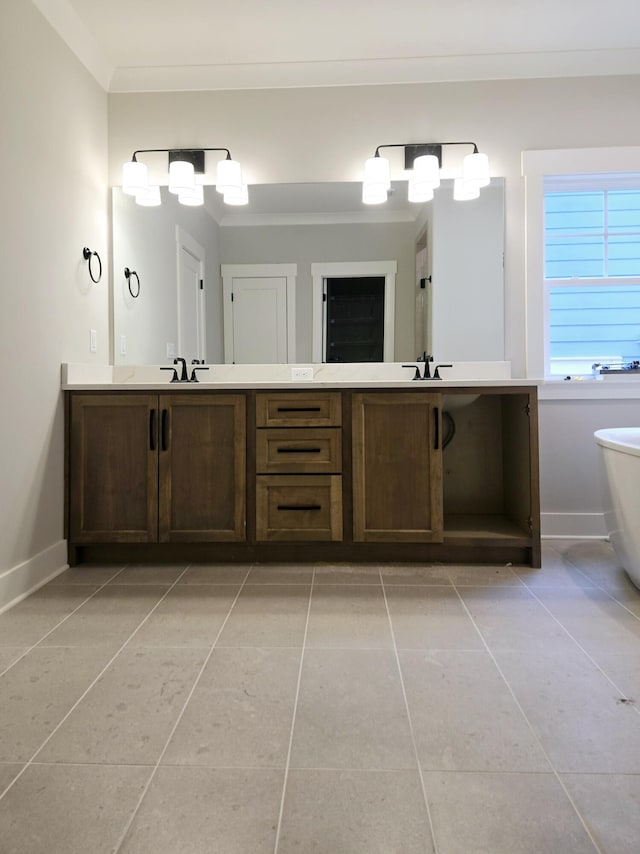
<box><xmin>128</xmin><ymin>147</ymin><xmax>233</xmax><ymax>162</ymax></box>
<box><xmin>372</xmin><ymin>141</ymin><xmax>479</xmax><ymax>158</ymax></box>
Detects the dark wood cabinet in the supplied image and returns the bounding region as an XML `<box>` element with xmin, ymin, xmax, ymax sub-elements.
<box><xmin>158</xmin><ymin>394</ymin><xmax>246</xmax><ymax>542</ymax></box>
<box><xmin>69</xmin><ymin>395</ymin><xmax>158</xmax><ymax>543</ymax></box>
<box><xmin>352</xmin><ymin>392</ymin><xmax>443</xmax><ymax>542</ymax></box>
<box><xmin>66</xmin><ymin>384</ymin><xmax>540</xmax><ymax>567</ymax></box>
<box><xmin>68</xmin><ymin>393</ymin><xmax>246</xmax><ymax>546</ymax></box>
<box><xmin>255</xmin><ymin>391</ymin><xmax>343</xmax><ymax>542</ymax></box>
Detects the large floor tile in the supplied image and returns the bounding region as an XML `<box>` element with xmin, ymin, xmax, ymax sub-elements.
<box><xmin>106</xmin><ymin>563</ymin><xmax>188</xmax><ymax>585</ymax></box>
<box><xmin>495</xmin><ymin>648</ymin><xmax>640</xmax><ymax>773</ymax></box>
<box><xmin>534</xmin><ymin>586</ymin><xmax>640</xmax><ymax>656</ymax></box>
<box><xmin>386</xmin><ymin>586</ymin><xmax>483</xmax><ymax>650</ymax></box>
<box><xmin>588</xmin><ymin>651</ymin><xmax>640</xmax><ymax>699</ymax></box>
<box><xmin>278</xmin><ymin>769</ymin><xmax>435</xmax><ymax>853</ymax></box>
<box><xmin>0</xmin><ymin>763</ymin><xmax>151</xmax><ymax>854</ymax></box>
<box><xmin>38</xmin><ymin>584</ymin><xmax>170</xmax><ymax>648</ymax></box>
<box><xmin>0</xmin><ymin>646</ymin><xmax>115</xmax><ymax>762</ymax></box>
<box><xmin>457</xmin><ymin>586</ymin><xmax>579</xmax><ymax>652</ymax></box>
<box><xmin>423</xmin><ymin>771</ymin><xmax>598</xmax><ymax>854</ymax></box>
<box><xmin>50</xmin><ymin>565</ymin><xmax>126</xmax><ymax>585</ymax></box>
<box><xmin>400</xmin><ymin>650</ymin><xmax>549</xmax><ymax>772</ymax></box>
<box><xmin>0</xmin><ymin>764</ymin><xmax>25</xmax><ymax>794</ymax></box>
<box><xmin>563</xmin><ymin>773</ymin><xmax>640</xmax><ymax>854</ymax></box>
<box><xmin>380</xmin><ymin>565</ymin><xmax>452</xmax><ymax>586</ymax></box>
<box><xmin>290</xmin><ymin>648</ymin><xmax>415</xmax><ymax>770</ymax></box>
<box><xmin>119</xmin><ymin>767</ymin><xmax>283</xmax><ymax>854</ymax></box>
<box><xmin>557</xmin><ymin>540</ymin><xmax>632</xmax><ymax>591</ymax></box>
<box><xmin>314</xmin><ymin>563</ymin><xmax>382</xmax><ymax>585</ymax></box>
<box><xmin>516</xmin><ymin>543</ymin><xmax>595</xmax><ymax>589</ymax></box>
<box><xmin>217</xmin><ymin>584</ymin><xmax>311</xmax><ymax>647</ymax></box>
<box><xmin>306</xmin><ymin>585</ymin><xmax>393</xmax><ymax>649</ymax></box>
<box><xmin>177</xmin><ymin>563</ymin><xmax>251</xmax><ymax>585</ymax></box>
<box><xmin>126</xmin><ymin>585</ymin><xmax>239</xmax><ymax>648</ymax></box>
<box><xmin>0</xmin><ymin>585</ymin><xmax>100</xmax><ymax>646</ymax></box>
<box><xmin>446</xmin><ymin>564</ymin><xmax>523</xmax><ymax>586</ymax></box>
<box><xmin>162</xmin><ymin>647</ymin><xmax>300</xmax><ymax>767</ymax></box>
<box><xmin>0</xmin><ymin>647</ymin><xmax>27</xmax><ymax>673</ymax></box>
<box><xmin>247</xmin><ymin>564</ymin><xmax>315</xmax><ymax>584</ymax></box>
<box><xmin>36</xmin><ymin>647</ymin><xmax>205</xmax><ymax>765</ymax></box>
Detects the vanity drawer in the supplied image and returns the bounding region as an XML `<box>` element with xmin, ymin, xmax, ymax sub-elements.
<box><xmin>256</xmin><ymin>428</ymin><xmax>342</xmax><ymax>474</ymax></box>
<box><xmin>256</xmin><ymin>475</ymin><xmax>343</xmax><ymax>541</ymax></box>
<box><xmin>256</xmin><ymin>392</ymin><xmax>342</xmax><ymax>427</ymax></box>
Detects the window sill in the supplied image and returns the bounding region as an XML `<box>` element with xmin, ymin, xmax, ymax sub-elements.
<box><xmin>539</xmin><ymin>376</ymin><xmax>640</xmax><ymax>401</ymax></box>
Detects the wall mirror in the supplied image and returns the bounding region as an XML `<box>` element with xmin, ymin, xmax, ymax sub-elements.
<box><xmin>111</xmin><ymin>178</ymin><xmax>504</xmax><ymax>366</ymax></box>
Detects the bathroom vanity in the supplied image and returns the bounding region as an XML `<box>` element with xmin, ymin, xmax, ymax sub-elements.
<box><xmin>63</xmin><ymin>366</ymin><xmax>541</xmax><ymax>567</ymax></box>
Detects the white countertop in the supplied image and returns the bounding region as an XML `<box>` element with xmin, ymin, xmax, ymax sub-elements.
<box><xmin>61</xmin><ymin>361</ymin><xmax>539</xmax><ymax>391</ymax></box>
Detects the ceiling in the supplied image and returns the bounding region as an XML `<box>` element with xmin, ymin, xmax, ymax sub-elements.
<box><xmin>33</xmin><ymin>0</ymin><xmax>640</xmax><ymax>92</ymax></box>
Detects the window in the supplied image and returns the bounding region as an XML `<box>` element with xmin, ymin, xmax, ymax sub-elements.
<box><xmin>543</xmin><ymin>175</ymin><xmax>640</xmax><ymax>376</ymax></box>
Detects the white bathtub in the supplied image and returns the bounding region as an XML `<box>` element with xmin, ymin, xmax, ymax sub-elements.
<box><xmin>594</xmin><ymin>428</ymin><xmax>640</xmax><ymax>589</ymax></box>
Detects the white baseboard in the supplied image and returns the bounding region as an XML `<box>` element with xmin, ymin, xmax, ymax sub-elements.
<box><xmin>0</xmin><ymin>540</ymin><xmax>68</xmax><ymax>615</ymax></box>
<box><xmin>541</xmin><ymin>512</ymin><xmax>607</xmax><ymax>539</ymax></box>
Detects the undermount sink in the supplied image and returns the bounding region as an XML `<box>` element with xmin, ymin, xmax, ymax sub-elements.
<box><xmin>442</xmin><ymin>393</ymin><xmax>480</xmax><ymax>412</ymax></box>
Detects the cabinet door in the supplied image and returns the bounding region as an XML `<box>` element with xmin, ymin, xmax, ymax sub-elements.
<box><xmin>158</xmin><ymin>394</ymin><xmax>246</xmax><ymax>542</ymax></box>
<box><xmin>69</xmin><ymin>394</ymin><xmax>158</xmax><ymax>542</ymax></box>
<box><xmin>352</xmin><ymin>392</ymin><xmax>443</xmax><ymax>542</ymax></box>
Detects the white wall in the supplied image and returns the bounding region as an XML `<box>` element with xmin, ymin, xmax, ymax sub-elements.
<box><xmin>0</xmin><ymin>0</ymin><xmax>108</xmax><ymax>601</ymax></box>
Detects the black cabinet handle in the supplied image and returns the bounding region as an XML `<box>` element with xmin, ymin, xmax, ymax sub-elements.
<box><xmin>149</xmin><ymin>409</ymin><xmax>156</xmax><ymax>451</ymax></box>
<box><xmin>276</xmin><ymin>447</ymin><xmax>322</xmax><ymax>454</ymax></box>
<box><xmin>277</xmin><ymin>504</ymin><xmax>322</xmax><ymax>511</ymax></box>
<box><xmin>161</xmin><ymin>409</ymin><xmax>169</xmax><ymax>451</ymax></box>
<box><xmin>276</xmin><ymin>406</ymin><xmax>322</xmax><ymax>412</ymax></box>
<box><xmin>434</xmin><ymin>407</ymin><xmax>440</xmax><ymax>450</ymax></box>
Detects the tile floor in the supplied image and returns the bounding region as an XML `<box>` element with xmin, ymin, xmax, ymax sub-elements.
<box><xmin>1</xmin><ymin>539</ymin><xmax>640</xmax><ymax>853</ymax></box>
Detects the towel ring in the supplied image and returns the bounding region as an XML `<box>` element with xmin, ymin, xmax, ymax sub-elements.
<box><xmin>124</xmin><ymin>267</ymin><xmax>140</xmax><ymax>298</ymax></box>
<box><xmin>82</xmin><ymin>247</ymin><xmax>102</xmax><ymax>283</ymax></box>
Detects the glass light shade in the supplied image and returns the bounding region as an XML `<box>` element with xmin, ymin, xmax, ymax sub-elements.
<box><xmin>363</xmin><ymin>156</ymin><xmax>391</xmax><ymax>192</ymax></box>
<box><xmin>135</xmin><ymin>184</ymin><xmax>161</xmax><ymax>206</ymax></box>
<box><xmin>122</xmin><ymin>160</ymin><xmax>149</xmax><ymax>196</ymax></box>
<box><xmin>408</xmin><ymin>178</ymin><xmax>434</xmax><ymax>203</ymax></box>
<box><xmin>168</xmin><ymin>160</ymin><xmax>195</xmax><ymax>194</ymax></box>
<box><xmin>362</xmin><ymin>185</ymin><xmax>388</xmax><ymax>205</ymax></box>
<box><xmin>178</xmin><ymin>184</ymin><xmax>204</xmax><ymax>206</ymax></box>
<box><xmin>216</xmin><ymin>158</ymin><xmax>243</xmax><ymax>194</ymax></box>
<box><xmin>453</xmin><ymin>177</ymin><xmax>481</xmax><ymax>201</ymax></box>
<box><xmin>462</xmin><ymin>152</ymin><xmax>490</xmax><ymax>187</ymax></box>
<box><xmin>224</xmin><ymin>184</ymin><xmax>249</xmax><ymax>205</ymax></box>
<box><xmin>411</xmin><ymin>154</ymin><xmax>440</xmax><ymax>190</ymax></box>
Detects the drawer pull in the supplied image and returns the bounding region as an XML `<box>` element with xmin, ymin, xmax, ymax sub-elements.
<box><xmin>276</xmin><ymin>504</ymin><xmax>322</xmax><ymax>511</ymax></box>
<box><xmin>276</xmin><ymin>447</ymin><xmax>322</xmax><ymax>454</ymax></box>
<box><xmin>276</xmin><ymin>406</ymin><xmax>322</xmax><ymax>412</ymax></box>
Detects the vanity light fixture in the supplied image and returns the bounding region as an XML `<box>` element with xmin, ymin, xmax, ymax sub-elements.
<box><xmin>121</xmin><ymin>148</ymin><xmax>248</xmax><ymax>207</ymax></box>
<box><xmin>362</xmin><ymin>142</ymin><xmax>490</xmax><ymax>205</ymax></box>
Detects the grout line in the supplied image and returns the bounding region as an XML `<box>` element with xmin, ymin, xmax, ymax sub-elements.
<box><xmin>449</xmin><ymin>579</ymin><xmax>604</xmax><ymax>854</ymax></box>
<box><xmin>380</xmin><ymin>568</ymin><xmax>440</xmax><ymax>854</ymax></box>
<box><xmin>272</xmin><ymin>567</ymin><xmax>315</xmax><ymax>854</ymax></box>
<box><xmin>0</xmin><ymin>564</ymin><xmax>130</xmax><ymax>681</ymax></box>
<box><xmin>111</xmin><ymin>565</ymin><xmax>253</xmax><ymax>853</ymax></box>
